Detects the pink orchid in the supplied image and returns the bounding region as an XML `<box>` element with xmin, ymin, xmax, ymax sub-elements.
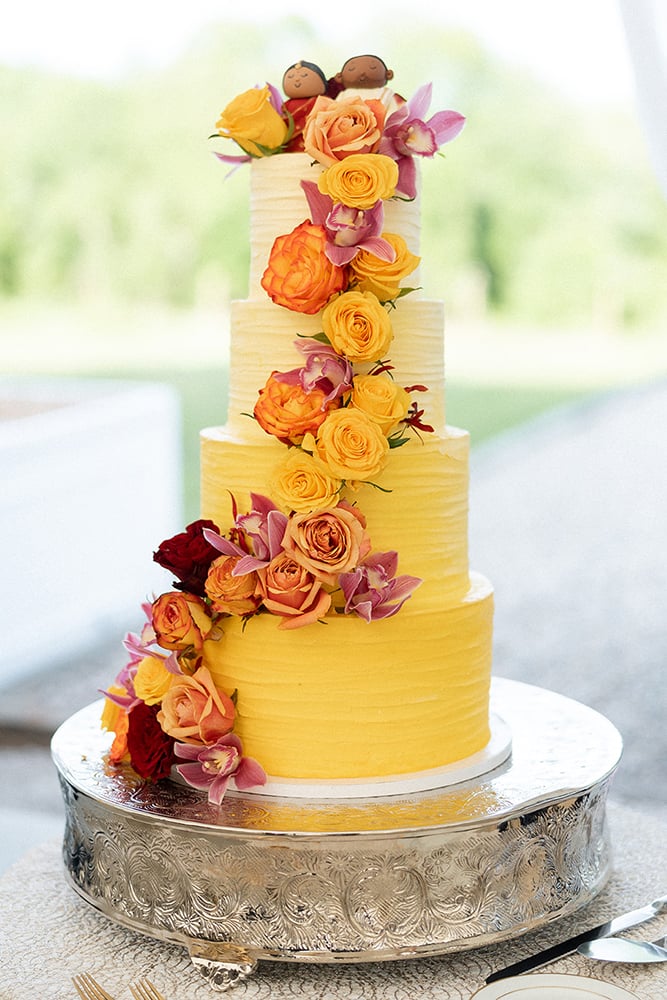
<box><xmin>339</xmin><ymin>551</ymin><xmax>422</xmax><ymax>622</ymax></box>
<box><xmin>174</xmin><ymin>734</ymin><xmax>267</xmax><ymax>805</ymax></box>
<box><xmin>203</xmin><ymin>495</ymin><xmax>288</xmax><ymax>576</ymax></box>
<box><xmin>301</xmin><ymin>180</ymin><xmax>396</xmax><ymax>266</ymax></box>
<box><xmin>379</xmin><ymin>83</ymin><xmax>466</xmax><ymax>199</ymax></box>
<box><xmin>275</xmin><ymin>339</ymin><xmax>353</xmax><ymax>406</ymax></box>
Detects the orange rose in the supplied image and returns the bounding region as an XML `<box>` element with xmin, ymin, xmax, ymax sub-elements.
<box><xmin>151</xmin><ymin>592</ymin><xmax>211</xmax><ymax>653</ymax></box>
<box><xmin>257</xmin><ymin>553</ymin><xmax>332</xmax><ymax>629</ymax></box>
<box><xmin>261</xmin><ymin>221</ymin><xmax>348</xmax><ymax>315</ymax></box>
<box><xmin>349</xmin><ymin>232</ymin><xmax>420</xmax><ymax>302</ymax></box>
<box><xmin>303</xmin><ymin>94</ymin><xmax>386</xmax><ymax>166</ymax></box>
<box><xmin>157</xmin><ymin>666</ymin><xmax>235</xmax><ymax>745</ymax></box>
<box><xmin>205</xmin><ymin>555</ymin><xmax>261</xmax><ymax>616</ymax></box>
<box><xmin>254</xmin><ymin>372</ymin><xmax>338</xmax><ymax>445</ymax></box>
<box><xmin>282</xmin><ymin>502</ymin><xmax>371</xmax><ymax>586</ymax></box>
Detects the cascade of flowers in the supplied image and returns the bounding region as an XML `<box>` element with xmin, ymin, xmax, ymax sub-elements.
<box><xmin>101</xmin><ymin>74</ymin><xmax>465</xmax><ymax>802</ymax></box>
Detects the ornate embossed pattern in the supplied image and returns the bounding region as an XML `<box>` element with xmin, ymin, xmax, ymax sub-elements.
<box><xmin>60</xmin><ymin>775</ymin><xmax>612</xmax><ymax>960</ymax></box>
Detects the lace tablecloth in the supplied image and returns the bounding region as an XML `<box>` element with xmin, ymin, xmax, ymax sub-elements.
<box><xmin>0</xmin><ymin>802</ymin><xmax>665</xmax><ymax>999</ymax></box>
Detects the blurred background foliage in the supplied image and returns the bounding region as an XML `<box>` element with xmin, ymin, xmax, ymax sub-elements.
<box><xmin>2</xmin><ymin>18</ymin><xmax>666</xmax><ymax>328</ymax></box>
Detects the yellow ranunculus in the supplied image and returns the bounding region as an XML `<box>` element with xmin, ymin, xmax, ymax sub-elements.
<box><xmin>350</xmin><ymin>374</ymin><xmax>411</xmax><ymax>435</ymax></box>
<box><xmin>133</xmin><ymin>655</ymin><xmax>174</xmax><ymax>706</ymax></box>
<box><xmin>322</xmin><ymin>289</ymin><xmax>393</xmax><ymax>364</ymax></box>
<box><xmin>315</xmin><ymin>407</ymin><xmax>389</xmax><ymax>483</ymax></box>
<box><xmin>216</xmin><ymin>85</ymin><xmax>288</xmax><ymax>157</ymax></box>
<box><xmin>270</xmin><ymin>449</ymin><xmax>343</xmax><ymax>514</ymax></box>
<box><xmin>349</xmin><ymin>232</ymin><xmax>420</xmax><ymax>302</ymax></box>
<box><xmin>317</xmin><ymin>153</ymin><xmax>398</xmax><ymax>208</ymax></box>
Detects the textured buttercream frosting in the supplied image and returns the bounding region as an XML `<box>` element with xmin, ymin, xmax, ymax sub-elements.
<box><xmin>198</xmin><ymin>151</ymin><xmax>494</xmax><ymax>781</ymax></box>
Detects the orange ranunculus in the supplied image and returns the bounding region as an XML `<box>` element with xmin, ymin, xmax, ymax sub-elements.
<box><xmin>215</xmin><ymin>85</ymin><xmax>288</xmax><ymax>157</ymax></box>
<box><xmin>350</xmin><ymin>373</ymin><xmax>411</xmax><ymax>435</ymax></box>
<box><xmin>109</xmin><ymin>710</ymin><xmax>129</xmax><ymax>764</ymax></box>
<box><xmin>261</xmin><ymin>221</ymin><xmax>348</xmax><ymax>314</ymax></box>
<box><xmin>151</xmin><ymin>592</ymin><xmax>212</xmax><ymax>653</ymax></box>
<box><xmin>315</xmin><ymin>406</ymin><xmax>390</xmax><ymax>483</ymax></box>
<box><xmin>282</xmin><ymin>502</ymin><xmax>371</xmax><ymax>587</ymax></box>
<box><xmin>349</xmin><ymin>232</ymin><xmax>420</xmax><ymax>301</ymax></box>
<box><xmin>256</xmin><ymin>553</ymin><xmax>332</xmax><ymax>629</ymax></box>
<box><xmin>157</xmin><ymin>666</ymin><xmax>235</xmax><ymax>745</ymax></box>
<box><xmin>317</xmin><ymin>153</ymin><xmax>398</xmax><ymax>209</ymax></box>
<box><xmin>254</xmin><ymin>372</ymin><xmax>338</xmax><ymax>445</ymax></box>
<box><xmin>205</xmin><ymin>555</ymin><xmax>261</xmax><ymax>616</ymax></box>
<box><xmin>303</xmin><ymin>94</ymin><xmax>386</xmax><ymax>166</ymax></box>
<box><xmin>321</xmin><ymin>289</ymin><xmax>393</xmax><ymax>363</ymax></box>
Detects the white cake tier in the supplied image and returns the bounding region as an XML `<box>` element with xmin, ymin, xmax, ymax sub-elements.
<box><xmin>201</xmin><ymin>422</ymin><xmax>472</xmax><ymax>607</ymax></box>
<box><xmin>227</xmin><ymin>296</ymin><xmax>446</xmax><ymax>434</ymax></box>
<box><xmin>248</xmin><ymin>152</ymin><xmax>422</xmax><ymax>298</ymax></box>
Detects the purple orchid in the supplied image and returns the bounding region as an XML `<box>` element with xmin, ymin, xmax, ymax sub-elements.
<box><xmin>174</xmin><ymin>734</ymin><xmax>267</xmax><ymax>805</ymax></box>
<box><xmin>275</xmin><ymin>339</ymin><xmax>353</xmax><ymax>406</ymax></box>
<box><xmin>301</xmin><ymin>181</ymin><xmax>396</xmax><ymax>266</ymax></box>
<box><xmin>339</xmin><ymin>551</ymin><xmax>422</xmax><ymax>622</ymax></box>
<box><xmin>203</xmin><ymin>494</ymin><xmax>288</xmax><ymax>576</ymax></box>
<box><xmin>379</xmin><ymin>83</ymin><xmax>466</xmax><ymax>199</ymax></box>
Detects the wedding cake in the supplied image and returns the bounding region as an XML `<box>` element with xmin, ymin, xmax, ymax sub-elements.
<box><xmin>101</xmin><ymin>56</ymin><xmax>495</xmax><ymax>800</ymax></box>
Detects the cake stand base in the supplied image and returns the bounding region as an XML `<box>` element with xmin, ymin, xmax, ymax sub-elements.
<box><xmin>51</xmin><ymin>679</ymin><xmax>622</xmax><ymax>991</ymax></box>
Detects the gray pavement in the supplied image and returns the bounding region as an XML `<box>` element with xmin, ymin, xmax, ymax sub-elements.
<box><xmin>1</xmin><ymin>378</ymin><xmax>666</xmax><ymax>872</ymax></box>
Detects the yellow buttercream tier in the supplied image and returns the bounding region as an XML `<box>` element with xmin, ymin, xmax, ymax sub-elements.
<box><xmin>248</xmin><ymin>153</ymin><xmax>422</xmax><ymax>298</ymax></box>
<box><xmin>200</xmin><ymin>424</ymin><xmax>471</xmax><ymax>606</ymax></box>
<box><xmin>228</xmin><ymin>297</ymin><xmax>446</xmax><ymax>434</ymax></box>
<box><xmin>203</xmin><ymin>572</ymin><xmax>493</xmax><ymax>780</ymax></box>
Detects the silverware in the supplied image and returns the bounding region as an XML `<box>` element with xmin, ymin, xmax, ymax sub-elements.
<box><xmin>578</xmin><ymin>934</ymin><xmax>667</xmax><ymax>963</ymax></box>
<box><xmin>72</xmin><ymin>973</ymin><xmax>116</xmax><ymax>1000</ymax></box>
<box><xmin>486</xmin><ymin>893</ymin><xmax>667</xmax><ymax>983</ymax></box>
<box><xmin>129</xmin><ymin>980</ymin><xmax>167</xmax><ymax>1000</ymax></box>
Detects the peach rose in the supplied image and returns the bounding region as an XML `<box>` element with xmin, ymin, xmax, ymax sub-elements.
<box><xmin>315</xmin><ymin>407</ymin><xmax>390</xmax><ymax>483</ymax></box>
<box><xmin>317</xmin><ymin>153</ymin><xmax>398</xmax><ymax>209</ymax></box>
<box><xmin>270</xmin><ymin>449</ymin><xmax>342</xmax><ymax>514</ymax></box>
<box><xmin>350</xmin><ymin>374</ymin><xmax>411</xmax><ymax>435</ymax></box>
<box><xmin>133</xmin><ymin>655</ymin><xmax>174</xmax><ymax>706</ymax></box>
<box><xmin>261</xmin><ymin>221</ymin><xmax>348</xmax><ymax>315</ymax></box>
<box><xmin>257</xmin><ymin>553</ymin><xmax>332</xmax><ymax>629</ymax></box>
<box><xmin>303</xmin><ymin>95</ymin><xmax>386</xmax><ymax>166</ymax></box>
<box><xmin>322</xmin><ymin>289</ymin><xmax>393</xmax><ymax>363</ymax></box>
<box><xmin>151</xmin><ymin>592</ymin><xmax>212</xmax><ymax>653</ymax></box>
<box><xmin>215</xmin><ymin>85</ymin><xmax>288</xmax><ymax>157</ymax></box>
<box><xmin>254</xmin><ymin>372</ymin><xmax>338</xmax><ymax>445</ymax></box>
<box><xmin>349</xmin><ymin>232</ymin><xmax>420</xmax><ymax>301</ymax></box>
<box><xmin>282</xmin><ymin>502</ymin><xmax>371</xmax><ymax>586</ymax></box>
<box><xmin>157</xmin><ymin>666</ymin><xmax>235</xmax><ymax>745</ymax></box>
<box><xmin>205</xmin><ymin>555</ymin><xmax>261</xmax><ymax>616</ymax></box>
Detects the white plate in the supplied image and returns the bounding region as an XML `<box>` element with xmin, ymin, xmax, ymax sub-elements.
<box><xmin>471</xmin><ymin>973</ymin><xmax>639</xmax><ymax>999</ymax></box>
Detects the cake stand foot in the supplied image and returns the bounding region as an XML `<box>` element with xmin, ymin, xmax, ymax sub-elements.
<box><xmin>188</xmin><ymin>941</ymin><xmax>258</xmax><ymax>991</ymax></box>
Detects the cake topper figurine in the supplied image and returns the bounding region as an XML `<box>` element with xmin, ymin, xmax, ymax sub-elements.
<box><xmin>282</xmin><ymin>60</ymin><xmax>328</xmax><ymax>151</ymax></box>
<box><xmin>335</xmin><ymin>54</ymin><xmax>404</xmax><ymax>112</ymax></box>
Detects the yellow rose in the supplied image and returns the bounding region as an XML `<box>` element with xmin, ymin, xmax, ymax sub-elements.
<box><xmin>270</xmin><ymin>449</ymin><xmax>343</xmax><ymax>514</ymax></box>
<box><xmin>322</xmin><ymin>290</ymin><xmax>393</xmax><ymax>364</ymax></box>
<box><xmin>216</xmin><ymin>85</ymin><xmax>288</xmax><ymax>157</ymax></box>
<box><xmin>133</xmin><ymin>655</ymin><xmax>174</xmax><ymax>706</ymax></box>
<box><xmin>315</xmin><ymin>407</ymin><xmax>389</xmax><ymax>483</ymax></box>
<box><xmin>317</xmin><ymin>153</ymin><xmax>398</xmax><ymax>209</ymax></box>
<box><xmin>349</xmin><ymin>232</ymin><xmax>420</xmax><ymax>302</ymax></box>
<box><xmin>101</xmin><ymin>685</ymin><xmax>126</xmax><ymax>731</ymax></box>
<box><xmin>350</xmin><ymin>374</ymin><xmax>411</xmax><ymax>435</ymax></box>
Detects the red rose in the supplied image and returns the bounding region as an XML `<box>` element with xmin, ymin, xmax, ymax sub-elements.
<box><xmin>153</xmin><ymin>519</ymin><xmax>221</xmax><ymax>597</ymax></box>
<box><xmin>126</xmin><ymin>701</ymin><xmax>176</xmax><ymax>780</ymax></box>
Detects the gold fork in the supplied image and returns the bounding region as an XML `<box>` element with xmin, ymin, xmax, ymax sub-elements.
<box><xmin>72</xmin><ymin>973</ymin><xmax>116</xmax><ymax>1000</ymax></box>
<box><xmin>129</xmin><ymin>980</ymin><xmax>166</xmax><ymax>1000</ymax></box>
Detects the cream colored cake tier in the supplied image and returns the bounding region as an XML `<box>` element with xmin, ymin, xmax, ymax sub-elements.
<box><xmin>202</xmin><ymin>573</ymin><xmax>493</xmax><ymax>780</ymax></box>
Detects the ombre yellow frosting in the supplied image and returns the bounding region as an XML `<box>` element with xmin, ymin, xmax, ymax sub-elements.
<box><xmin>197</xmin><ymin>152</ymin><xmax>494</xmax><ymax>782</ymax></box>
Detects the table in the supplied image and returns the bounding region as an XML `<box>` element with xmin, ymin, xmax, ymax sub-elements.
<box><xmin>0</xmin><ymin>803</ymin><xmax>665</xmax><ymax>999</ymax></box>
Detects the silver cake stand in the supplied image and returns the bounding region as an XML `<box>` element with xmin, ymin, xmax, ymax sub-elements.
<box><xmin>51</xmin><ymin>678</ymin><xmax>622</xmax><ymax>991</ymax></box>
